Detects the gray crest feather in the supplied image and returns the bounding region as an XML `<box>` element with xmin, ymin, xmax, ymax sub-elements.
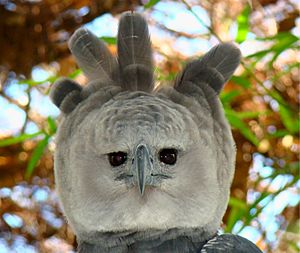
<box><xmin>50</xmin><ymin>78</ymin><xmax>82</xmax><ymax>113</ymax></box>
<box><xmin>68</xmin><ymin>27</ymin><xmax>117</xmax><ymax>81</ymax></box>
<box><xmin>117</xmin><ymin>12</ymin><xmax>154</xmax><ymax>92</ymax></box>
<box><xmin>175</xmin><ymin>43</ymin><xmax>241</xmax><ymax>94</ymax></box>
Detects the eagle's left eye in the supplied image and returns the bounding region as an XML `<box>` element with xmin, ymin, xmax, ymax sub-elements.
<box><xmin>108</xmin><ymin>152</ymin><xmax>127</xmax><ymax>167</ymax></box>
<box><xmin>159</xmin><ymin>149</ymin><xmax>177</xmax><ymax>165</ymax></box>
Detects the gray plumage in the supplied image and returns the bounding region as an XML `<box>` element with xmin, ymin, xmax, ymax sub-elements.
<box><xmin>77</xmin><ymin>233</ymin><xmax>262</xmax><ymax>253</ymax></box>
<box><xmin>201</xmin><ymin>234</ymin><xmax>263</xmax><ymax>253</ymax></box>
<box><xmin>69</xmin><ymin>27</ymin><xmax>117</xmax><ymax>82</ymax></box>
<box><xmin>175</xmin><ymin>43</ymin><xmax>241</xmax><ymax>94</ymax></box>
<box><xmin>49</xmin><ymin>78</ymin><xmax>82</xmax><ymax>113</ymax></box>
<box><xmin>50</xmin><ymin>11</ymin><xmax>262</xmax><ymax>253</ymax></box>
<box><xmin>77</xmin><ymin>228</ymin><xmax>213</xmax><ymax>253</ymax></box>
<box><xmin>117</xmin><ymin>12</ymin><xmax>154</xmax><ymax>91</ymax></box>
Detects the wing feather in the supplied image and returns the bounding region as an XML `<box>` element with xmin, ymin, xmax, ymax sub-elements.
<box><xmin>201</xmin><ymin>234</ymin><xmax>263</xmax><ymax>253</ymax></box>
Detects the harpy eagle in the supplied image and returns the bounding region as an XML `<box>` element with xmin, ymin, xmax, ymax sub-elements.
<box><xmin>50</xmin><ymin>12</ymin><xmax>263</xmax><ymax>253</ymax></box>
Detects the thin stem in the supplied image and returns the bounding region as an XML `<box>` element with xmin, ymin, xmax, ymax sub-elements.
<box><xmin>181</xmin><ymin>0</ymin><xmax>223</xmax><ymax>42</ymax></box>
<box><xmin>21</xmin><ymin>86</ymin><xmax>32</xmax><ymax>133</ymax></box>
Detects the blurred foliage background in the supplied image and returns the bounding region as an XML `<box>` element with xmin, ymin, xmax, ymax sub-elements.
<box><xmin>0</xmin><ymin>0</ymin><xmax>299</xmax><ymax>252</ymax></box>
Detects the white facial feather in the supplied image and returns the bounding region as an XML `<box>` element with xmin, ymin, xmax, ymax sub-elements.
<box><xmin>54</xmin><ymin>88</ymin><xmax>235</xmax><ymax>244</ymax></box>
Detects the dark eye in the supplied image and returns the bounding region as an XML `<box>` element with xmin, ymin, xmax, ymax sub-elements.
<box><xmin>108</xmin><ymin>152</ymin><xmax>127</xmax><ymax>167</ymax></box>
<box><xmin>159</xmin><ymin>149</ymin><xmax>177</xmax><ymax>165</ymax></box>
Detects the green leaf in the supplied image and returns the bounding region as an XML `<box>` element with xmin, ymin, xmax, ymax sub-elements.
<box><xmin>25</xmin><ymin>135</ymin><xmax>50</xmax><ymax>179</ymax></box>
<box><xmin>68</xmin><ymin>69</ymin><xmax>82</xmax><ymax>79</ymax></box>
<box><xmin>100</xmin><ymin>36</ymin><xmax>117</xmax><ymax>45</ymax></box>
<box><xmin>255</xmin><ymin>32</ymin><xmax>294</xmax><ymax>41</ymax></box>
<box><xmin>20</xmin><ymin>76</ymin><xmax>58</xmax><ymax>86</ymax></box>
<box><xmin>229</xmin><ymin>197</ymin><xmax>248</xmax><ymax>210</ymax></box>
<box><xmin>144</xmin><ymin>0</ymin><xmax>160</xmax><ymax>8</ymax></box>
<box><xmin>267</xmin><ymin>89</ymin><xmax>289</xmax><ymax>107</ymax></box>
<box><xmin>235</xmin><ymin>110</ymin><xmax>269</xmax><ymax>119</ymax></box>
<box><xmin>226</xmin><ymin>197</ymin><xmax>247</xmax><ymax>232</ymax></box>
<box><xmin>236</xmin><ymin>6</ymin><xmax>250</xmax><ymax>43</ymax></box>
<box><xmin>246</xmin><ymin>49</ymin><xmax>272</xmax><ymax>60</ymax></box>
<box><xmin>246</xmin><ymin>32</ymin><xmax>298</xmax><ymax>63</ymax></box>
<box><xmin>47</xmin><ymin>117</ymin><xmax>57</xmax><ymax>135</ymax></box>
<box><xmin>286</xmin><ymin>219</ymin><xmax>300</xmax><ymax>234</ymax></box>
<box><xmin>225</xmin><ymin>206</ymin><xmax>241</xmax><ymax>232</ymax></box>
<box><xmin>231</xmin><ymin>76</ymin><xmax>251</xmax><ymax>89</ymax></box>
<box><xmin>269</xmin><ymin>33</ymin><xmax>298</xmax><ymax>66</ymax></box>
<box><xmin>279</xmin><ymin>104</ymin><xmax>300</xmax><ymax>134</ymax></box>
<box><xmin>220</xmin><ymin>90</ymin><xmax>240</xmax><ymax>104</ymax></box>
<box><xmin>0</xmin><ymin>132</ymin><xmax>43</xmax><ymax>147</ymax></box>
<box><xmin>271</xmin><ymin>33</ymin><xmax>298</xmax><ymax>51</ymax></box>
<box><xmin>226</xmin><ymin>110</ymin><xmax>260</xmax><ymax>146</ymax></box>
<box><xmin>21</xmin><ymin>68</ymin><xmax>82</xmax><ymax>86</ymax></box>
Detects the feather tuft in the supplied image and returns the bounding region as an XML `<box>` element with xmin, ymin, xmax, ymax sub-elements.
<box><xmin>175</xmin><ymin>43</ymin><xmax>241</xmax><ymax>94</ymax></box>
<box><xmin>117</xmin><ymin>12</ymin><xmax>154</xmax><ymax>92</ymax></box>
<box><xmin>50</xmin><ymin>78</ymin><xmax>83</xmax><ymax>113</ymax></box>
<box><xmin>69</xmin><ymin>27</ymin><xmax>117</xmax><ymax>81</ymax></box>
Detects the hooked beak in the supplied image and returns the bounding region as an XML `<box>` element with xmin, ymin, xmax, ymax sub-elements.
<box><xmin>134</xmin><ymin>144</ymin><xmax>152</xmax><ymax>196</ymax></box>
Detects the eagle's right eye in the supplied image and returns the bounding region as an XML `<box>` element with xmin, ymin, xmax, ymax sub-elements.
<box><xmin>159</xmin><ymin>148</ymin><xmax>177</xmax><ymax>165</ymax></box>
<box><xmin>108</xmin><ymin>152</ymin><xmax>127</xmax><ymax>167</ymax></box>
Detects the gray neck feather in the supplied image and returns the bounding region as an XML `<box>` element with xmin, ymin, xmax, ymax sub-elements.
<box><xmin>77</xmin><ymin>228</ymin><xmax>216</xmax><ymax>253</ymax></box>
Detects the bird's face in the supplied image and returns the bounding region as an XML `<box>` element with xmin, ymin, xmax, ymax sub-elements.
<box><xmin>56</xmin><ymin>91</ymin><xmax>222</xmax><ymax>238</ymax></box>
<box><xmin>51</xmin><ymin>12</ymin><xmax>240</xmax><ymax>246</ymax></box>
